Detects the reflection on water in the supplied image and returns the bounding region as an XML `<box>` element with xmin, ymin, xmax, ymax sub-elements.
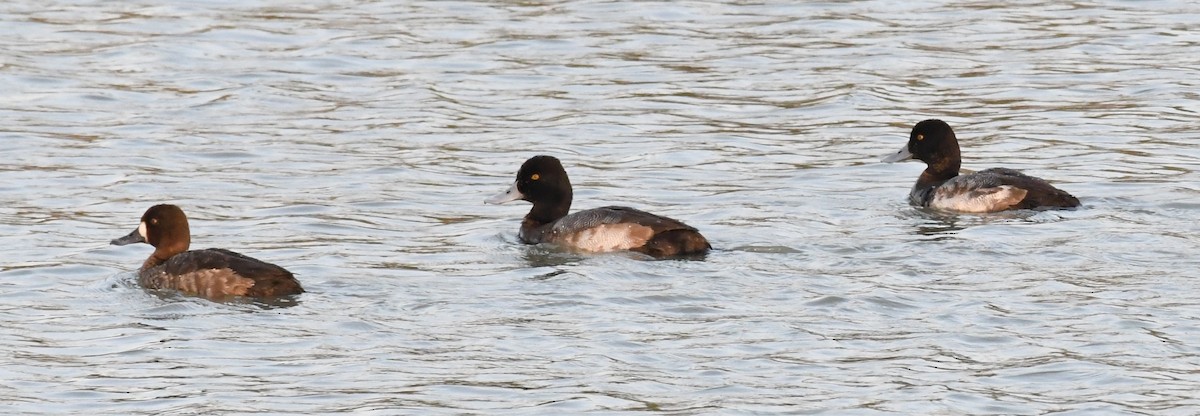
<box><xmin>907</xmin><ymin>208</ymin><xmax>1052</xmax><ymax>237</ymax></box>
<box><xmin>3</xmin><ymin>0</ymin><xmax>1200</xmax><ymax>414</ymax></box>
<box><xmin>519</xmin><ymin>246</ymin><xmax>585</xmax><ymax>270</ymax></box>
<box><xmin>913</xmin><ymin>217</ymin><xmax>968</xmax><ymax>238</ymax></box>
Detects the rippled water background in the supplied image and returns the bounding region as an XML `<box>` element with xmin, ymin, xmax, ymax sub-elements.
<box><xmin>3</xmin><ymin>0</ymin><xmax>1199</xmax><ymax>414</ymax></box>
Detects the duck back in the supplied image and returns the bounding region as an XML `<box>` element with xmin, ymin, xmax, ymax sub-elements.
<box><xmin>972</xmin><ymin>168</ymin><xmax>1080</xmax><ymax>209</ymax></box>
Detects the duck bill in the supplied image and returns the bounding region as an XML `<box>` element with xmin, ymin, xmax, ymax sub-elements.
<box><xmin>881</xmin><ymin>145</ymin><xmax>914</xmax><ymax>163</ymax></box>
<box><xmin>485</xmin><ymin>181</ymin><xmax>524</xmax><ymax>204</ymax></box>
<box><xmin>111</xmin><ymin>227</ymin><xmax>146</xmax><ymax>246</ymax></box>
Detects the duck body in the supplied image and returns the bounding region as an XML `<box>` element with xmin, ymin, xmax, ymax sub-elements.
<box><xmin>135</xmin><ymin>248</ymin><xmax>302</xmax><ymax>299</ymax></box>
<box><xmin>910</xmin><ymin>167</ymin><xmax>1081</xmax><ymax>213</ymax></box>
<box><xmin>520</xmin><ymin>205</ymin><xmax>710</xmax><ymax>257</ymax></box>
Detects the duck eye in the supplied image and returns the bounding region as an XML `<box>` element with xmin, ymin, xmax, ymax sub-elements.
<box><xmin>150</xmin><ymin>218</ymin><xmax>159</xmax><ymax>225</ymax></box>
<box><xmin>916</xmin><ymin>134</ymin><xmax>925</xmax><ymax>141</ymax></box>
<box><xmin>530</xmin><ymin>173</ymin><xmax>540</xmax><ymax>181</ymax></box>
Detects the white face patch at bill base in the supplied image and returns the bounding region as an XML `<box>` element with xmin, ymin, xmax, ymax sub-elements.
<box><xmin>138</xmin><ymin>221</ymin><xmax>148</xmax><ymax>240</ymax></box>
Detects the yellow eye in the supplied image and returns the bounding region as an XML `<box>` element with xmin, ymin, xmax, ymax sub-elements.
<box><xmin>916</xmin><ymin>134</ymin><xmax>925</xmax><ymax>141</ymax></box>
<box><xmin>530</xmin><ymin>173</ymin><xmax>540</xmax><ymax>181</ymax></box>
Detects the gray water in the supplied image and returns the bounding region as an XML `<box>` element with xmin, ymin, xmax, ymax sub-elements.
<box><xmin>3</xmin><ymin>0</ymin><xmax>1200</xmax><ymax>414</ymax></box>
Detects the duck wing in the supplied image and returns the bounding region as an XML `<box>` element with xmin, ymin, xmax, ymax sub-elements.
<box><xmin>159</xmin><ymin>249</ymin><xmax>302</xmax><ymax>297</ymax></box>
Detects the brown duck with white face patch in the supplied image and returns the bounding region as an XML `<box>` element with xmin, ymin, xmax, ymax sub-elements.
<box><xmin>882</xmin><ymin>119</ymin><xmax>1081</xmax><ymax>213</ymax></box>
<box><xmin>486</xmin><ymin>155</ymin><xmax>711</xmax><ymax>258</ymax></box>
<box><xmin>111</xmin><ymin>204</ymin><xmax>304</xmax><ymax>300</ymax></box>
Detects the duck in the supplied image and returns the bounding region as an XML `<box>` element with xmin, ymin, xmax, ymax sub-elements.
<box><xmin>882</xmin><ymin>119</ymin><xmax>1081</xmax><ymax>213</ymax></box>
<box><xmin>111</xmin><ymin>204</ymin><xmax>304</xmax><ymax>299</ymax></box>
<box><xmin>485</xmin><ymin>155</ymin><xmax>711</xmax><ymax>257</ymax></box>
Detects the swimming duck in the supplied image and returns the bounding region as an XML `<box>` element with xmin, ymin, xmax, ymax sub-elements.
<box><xmin>882</xmin><ymin>119</ymin><xmax>1081</xmax><ymax>212</ymax></box>
<box><xmin>111</xmin><ymin>204</ymin><xmax>303</xmax><ymax>299</ymax></box>
<box><xmin>486</xmin><ymin>155</ymin><xmax>711</xmax><ymax>257</ymax></box>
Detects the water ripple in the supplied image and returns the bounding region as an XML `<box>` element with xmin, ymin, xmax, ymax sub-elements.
<box><xmin>2</xmin><ymin>0</ymin><xmax>1200</xmax><ymax>414</ymax></box>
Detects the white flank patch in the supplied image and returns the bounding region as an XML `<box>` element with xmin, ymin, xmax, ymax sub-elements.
<box><xmin>568</xmin><ymin>224</ymin><xmax>652</xmax><ymax>252</ymax></box>
<box><xmin>929</xmin><ymin>185</ymin><xmax>1028</xmax><ymax>213</ymax></box>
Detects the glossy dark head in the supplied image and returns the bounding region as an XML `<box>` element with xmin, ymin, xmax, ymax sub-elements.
<box><xmin>111</xmin><ymin>204</ymin><xmax>191</xmax><ymax>256</ymax></box>
<box><xmin>487</xmin><ymin>154</ymin><xmax>573</xmax><ymax>205</ymax></box>
<box><xmin>882</xmin><ymin>119</ymin><xmax>962</xmax><ymax>174</ymax></box>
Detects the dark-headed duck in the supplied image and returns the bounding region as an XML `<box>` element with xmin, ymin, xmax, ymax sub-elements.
<box><xmin>882</xmin><ymin>119</ymin><xmax>1080</xmax><ymax>213</ymax></box>
<box><xmin>486</xmin><ymin>155</ymin><xmax>711</xmax><ymax>257</ymax></box>
<box><xmin>111</xmin><ymin>204</ymin><xmax>303</xmax><ymax>299</ymax></box>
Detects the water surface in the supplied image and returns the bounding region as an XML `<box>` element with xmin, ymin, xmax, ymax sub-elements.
<box><xmin>2</xmin><ymin>0</ymin><xmax>1199</xmax><ymax>414</ymax></box>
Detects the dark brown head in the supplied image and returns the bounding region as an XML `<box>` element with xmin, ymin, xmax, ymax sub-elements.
<box><xmin>485</xmin><ymin>155</ymin><xmax>574</xmax><ymax>222</ymax></box>
<box><xmin>882</xmin><ymin>119</ymin><xmax>963</xmax><ymax>175</ymax></box>
<box><xmin>111</xmin><ymin>204</ymin><xmax>192</xmax><ymax>260</ymax></box>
